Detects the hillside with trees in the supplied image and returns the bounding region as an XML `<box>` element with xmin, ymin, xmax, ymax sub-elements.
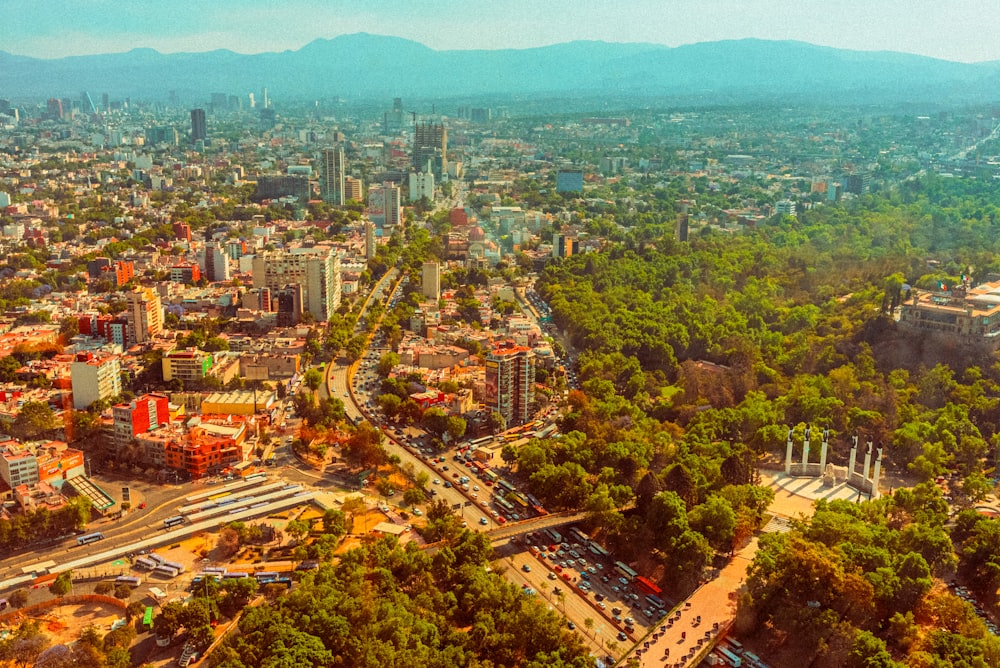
<box><xmin>506</xmin><ymin>175</ymin><xmax>1000</xmax><ymax>599</ymax></box>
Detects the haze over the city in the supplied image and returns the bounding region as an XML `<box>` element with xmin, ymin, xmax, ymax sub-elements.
<box><xmin>7</xmin><ymin>0</ymin><xmax>1000</xmax><ymax>63</ymax></box>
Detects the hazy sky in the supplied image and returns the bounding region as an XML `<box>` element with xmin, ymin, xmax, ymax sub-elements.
<box><xmin>7</xmin><ymin>0</ymin><xmax>1000</xmax><ymax>63</ymax></box>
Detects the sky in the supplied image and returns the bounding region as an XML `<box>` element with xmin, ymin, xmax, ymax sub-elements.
<box><xmin>6</xmin><ymin>0</ymin><xmax>1000</xmax><ymax>63</ymax></box>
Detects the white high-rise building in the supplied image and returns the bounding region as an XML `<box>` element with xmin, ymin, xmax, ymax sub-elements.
<box><xmin>320</xmin><ymin>146</ymin><xmax>346</xmax><ymax>205</ymax></box>
<box><xmin>125</xmin><ymin>287</ymin><xmax>163</xmax><ymax>346</ymax></box>
<box><xmin>70</xmin><ymin>352</ymin><xmax>122</xmax><ymax>409</ymax></box>
<box><xmin>252</xmin><ymin>247</ymin><xmax>341</xmax><ymax>322</ymax></box>
<box><xmin>199</xmin><ymin>242</ymin><xmax>230</xmax><ymax>282</ymax></box>
<box><xmin>409</xmin><ymin>170</ymin><xmax>435</xmax><ymax>202</ymax></box>
<box><xmin>422</xmin><ymin>261</ymin><xmax>440</xmax><ymax>301</ymax></box>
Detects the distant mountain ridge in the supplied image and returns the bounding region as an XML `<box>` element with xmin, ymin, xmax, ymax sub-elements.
<box><xmin>2</xmin><ymin>32</ymin><xmax>999</xmax><ymax>103</ymax></box>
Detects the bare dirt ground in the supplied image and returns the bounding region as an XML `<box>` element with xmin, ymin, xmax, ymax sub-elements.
<box><xmin>6</xmin><ymin>602</ymin><xmax>123</xmax><ymax>646</ymax></box>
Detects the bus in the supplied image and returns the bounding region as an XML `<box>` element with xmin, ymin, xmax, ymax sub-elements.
<box><xmin>163</xmin><ymin>516</ymin><xmax>185</xmax><ymax>529</ymax></box>
<box><xmin>508</xmin><ymin>492</ymin><xmax>529</xmax><ymax>508</ymax></box>
<box><xmin>645</xmin><ymin>594</ymin><xmax>667</xmax><ymax>610</ymax></box>
<box><xmin>161</xmin><ymin>561</ymin><xmax>186</xmax><ymax>574</ymax></box>
<box><xmin>495</xmin><ymin>497</ymin><xmax>515</xmax><ymax>513</ymax></box>
<box><xmin>614</xmin><ymin>561</ymin><xmax>638</xmax><ymax>581</ymax></box>
<box><xmin>718</xmin><ymin>647</ymin><xmax>742</xmax><ymax>667</ymax></box>
<box><xmin>141</xmin><ymin>606</ymin><xmax>154</xmax><ymax>632</ymax></box>
<box><xmin>484</xmin><ymin>470</ymin><xmax>498</xmax><ymax>483</ymax></box>
<box><xmin>202</xmin><ymin>567</ymin><xmax>227</xmax><ymax>575</ymax></box>
<box><xmin>725</xmin><ymin>639</ymin><xmax>743</xmax><ymax>652</ymax></box>
<box><xmin>135</xmin><ymin>556</ymin><xmax>157</xmax><ymax>570</ymax></box>
<box><xmin>153</xmin><ymin>566</ymin><xmax>179</xmax><ymax>579</ymax></box>
<box><xmin>588</xmin><ymin>542</ymin><xmax>610</xmax><ymax>558</ymax></box>
<box><xmin>116</xmin><ymin>576</ymin><xmax>142</xmax><ymax>587</ymax></box>
<box><xmin>469</xmin><ymin>436</ymin><xmax>493</xmax><ymax>447</ymax></box>
<box><xmin>497</xmin><ymin>480</ymin><xmax>516</xmax><ymax>494</ymax></box>
<box><xmin>568</xmin><ymin>527</ymin><xmax>591</xmax><ymax>544</ymax></box>
<box><xmin>76</xmin><ymin>532</ymin><xmax>104</xmax><ymax>546</ymax></box>
<box><xmin>545</xmin><ymin>529</ymin><xmax>563</xmax><ymax>544</ymax></box>
<box><xmin>254</xmin><ymin>572</ymin><xmax>278</xmax><ymax>583</ymax></box>
<box><xmin>635</xmin><ymin>576</ymin><xmax>662</xmax><ymax>596</ymax></box>
<box><xmin>223</xmin><ymin>572</ymin><xmax>250</xmax><ymax>580</ymax></box>
<box><xmin>148</xmin><ymin>553</ymin><xmax>166</xmax><ymax>565</ymax></box>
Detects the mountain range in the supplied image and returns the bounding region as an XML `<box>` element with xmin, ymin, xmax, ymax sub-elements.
<box><xmin>2</xmin><ymin>33</ymin><xmax>1000</xmax><ymax>104</ymax></box>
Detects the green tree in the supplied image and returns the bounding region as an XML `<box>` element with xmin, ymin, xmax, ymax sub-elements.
<box><xmin>303</xmin><ymin>368</ymin><xmax>323</xmax><ymax>392</ymax></box>
<box><xmin>11</xmin><ymin>401</ymin><xmax>56</xmax><ymax>441</ymax></box>
<box><xmin>49</xmin><ymin>571</ymin><xmax>72</xmax><ymax>597</ymax></box>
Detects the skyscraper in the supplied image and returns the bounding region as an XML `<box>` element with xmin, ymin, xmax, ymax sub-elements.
<box><xmin>125</xmin><ymin>287</ymin><xmax>163</xmax><ymax>347</ymax></box>
<box><xmin>190</xmin><ymin>108</ymin><xmax>207</xmax><ymax>142</ymax></box>
<box><xmin>367</xmin><ymin>182</ymin><xmax>401</xmax><ymax>232</ymax></box>
<box><xmin>485</xmin><ymin>344</ymin><xmax>536</xmax><ymax>426</ymax></box>
<box><xmin>413</xmin><ymin>122</ymin><xmax>447</xmax><ymax>177</ymax></box>
<box><xmin>421</xmin><ymin>261</ymin><xmax>440</xmax><ymax>301</ymax></box>
<box><xmin>252</xmin><ymin>248</ymin><xmax>341</xmax><ymax>322</ymax></box>
<box><xmin>320</xmin><ymin>146</ymin><xmax>346</xmax><ymax>205</ymax></box>
<box><xmin>365</xmin><ymin>221</ymin><xmax>376</xmax><ymax>260</ymax></box>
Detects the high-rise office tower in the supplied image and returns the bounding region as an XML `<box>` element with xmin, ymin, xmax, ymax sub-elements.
<box><xmin>252</xmin><ymin>248</ymin><xmax>341</xmax><ymax>322</ymax></box>
<box><xmin>421</xmin><ymin>262</ymin><xmax>440</xmax><ymax>301</ymax></box>
<box><xmin>125</xmin><ymin>287</ymin><xmax>163</xmax><ymax>346</ymax></box>
<box><xmin>413</xmin><ymin>122</ymin><xmax>447</xmax><ymax>177</ymax></box>
<box><xmin>190</xmin><ymin>108</ymin><xmax>207</xmax><ymax>142</ymax></box>
<box><xmin>320</xmin><ymin>146</ymin><xmax>346</xmax><ymax>205</ymax></box>
<box><xmin>485</xmin><ymin>344</ymin><xmax>536</xmax><ymax>426</ymax></box>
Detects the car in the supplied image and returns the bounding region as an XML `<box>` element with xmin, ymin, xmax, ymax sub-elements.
<box><xmin>595</xmin><ymin>593</ymin><xmax>605</xmax><ymax>601</ymax></box>
<box><xmin>568</xmin><ymin>621</ymin><xmax>576</xmax><ymax>630</ymax></box>
<box><xmin>522</xmin><ymin>564</ymin><xmax>532</xmax><ymax>573</ymax></box>
<box><xmin>473</xmin><ymin>485</ymin><xmax>479</xmax><ymax>491</ymax></box>
<box><xmin>432</xmin><ymin>478</ymin><xmax>440</xmax><ymax>485</ymax></box>
<box><xmin>612</xmin><ymin>586</ymin><xmax>620</xmax><ymax>593</ymax></box>
<box><xmin>601</xmin><ymin>576</ymin><xmax>610</xmax><ymax>583</ymax></box>
<box><xmin>617</xmin><ymin>632</ymin><xmax>628</xmax><ymax>641</ymax></box>
<box><xmin>548</xmin><ymin>572</ymin><xmax>557</xmax><ymax>580</ymax></box>
<box><xmin>480</xmin><ymin>500</ymin><xmax>489</xmax><ymax>507</ymax></box>
<box><xmin>579</xmin><ymin>582</ymin><xmax>591</xmax><ymax>590</ymax></box>
<box><xmin>411</xmin><ymin>508</ymin><xmax>423</xmax><ymax>516</ymax></box>
<box><xmin>138</xmin><ymin>502</ymin><xmax>147</xmax><ymax>510</ymax></box>
<box><xmin>491</xmin><ymin>510</ymin><xmax>499</xmax><ymax>517</ymax></box>
<box><xmin>580</xmin><ymin>572</ymin><xmax>590</xmax><ymax>580</ymax></box>
<box><xmin>496</xmin><ymin>516</ymin><xmax>507</xmax><ymax>524</ymax></box>
<box><xmin>443</xmin><ymin>481</ymin><xmax>452</xmax><ymax>488</ymax></box>
<box><xmin>479</xmin><ymin>517</ymin><xmax>488</xmax><ymax>525</ymax></box>
<box><xmin>619</xmin><ymin>577</ymin><xmax>629</xmax><ymax>586</ymax></box>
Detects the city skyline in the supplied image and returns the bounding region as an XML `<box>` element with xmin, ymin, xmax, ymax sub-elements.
<box><xmin>7</xmin><ymin>0</ymin><xmax>1000</xmax><ymax>64</ymax></box>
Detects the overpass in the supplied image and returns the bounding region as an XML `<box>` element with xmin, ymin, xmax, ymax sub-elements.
<box><xmin>484</xmin><ymin>511</ymin><xmax>590</xmax><ymax>542</ymax></box>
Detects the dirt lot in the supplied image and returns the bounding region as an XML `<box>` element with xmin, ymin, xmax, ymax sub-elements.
<box><xmin>4</xmin><ymin>602</ymin><xmax>124</xmax><ymax>646</ymax></box>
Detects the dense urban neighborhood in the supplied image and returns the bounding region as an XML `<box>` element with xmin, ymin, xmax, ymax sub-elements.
<box><xmin>5</xmin><ymin>35</ymin><xmax>1000</xmax><ymax>668</ymax></box>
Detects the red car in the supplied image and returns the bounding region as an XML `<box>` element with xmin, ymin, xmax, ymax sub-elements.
<box><xmin>496</xmin><ymin>516</ymin><xmax>507</xmax><ymax>524</ymax></box>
